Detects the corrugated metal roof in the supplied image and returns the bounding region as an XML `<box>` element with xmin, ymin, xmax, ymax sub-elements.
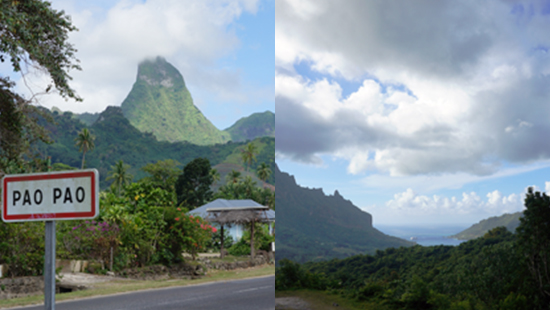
<box><xmin>189</xmin><ymin>199</ymin><xmax>275</xmax><ymax>221</ymax></box>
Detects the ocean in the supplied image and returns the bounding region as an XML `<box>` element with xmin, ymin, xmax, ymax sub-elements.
<box><xmin>376</xmin><ymin>225</ymin><xmax>469</xmax><ymax>247</ymax></box>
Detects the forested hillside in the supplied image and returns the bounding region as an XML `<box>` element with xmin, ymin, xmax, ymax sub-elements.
<box><xmin>224</xmin><ymin>111</ymin><xmax>274</xmax><ymax>142</ymax></box>
<box><xmin>276</xmin><ymin>189</ymin><xmax>550</xmax><ymax>309</ymax></box>
<box><xmin>276</xmin><ymin>166</ymin><xmax>413</xmax><ymax>264</ymax></box>
<box><xmin>451</xmin><ymin>212</ymin><xmax>522</xmax><ymax>240</ymax></box>
<box><xmin>37</xmin><ymin>107</ymin><xmax>274</xmax><ymax>187</ymax></box>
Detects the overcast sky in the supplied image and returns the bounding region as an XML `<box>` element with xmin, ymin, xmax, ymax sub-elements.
<box><xmin>276</xmin><ymin>0</ymin><xmax>550</xmax><ymax>226</ymax></box>
<box><xmin>0</xmin><ymin>0</ymin><xmax>274</xmax><ymax>130</ymax></box>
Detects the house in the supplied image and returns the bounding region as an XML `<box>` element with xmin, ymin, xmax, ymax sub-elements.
<box><xmin>189</xmin><ymin>199</ymin><xmax>275</xmax><ymax>242</ymax></box>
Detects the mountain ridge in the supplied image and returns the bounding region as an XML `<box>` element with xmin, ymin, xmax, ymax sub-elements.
<box><xmin>450</xmin><ymin>211</ymin><xmax>522</xmax><ymax>240</ymax></box>
<box><xmin>39</xmin><ymin>107</ymin><xmax>275</xmax><ymax>188</ymax></box>
<box><xmin>276</xmin><ymin>165</ymin><xmax>413</xmax><ymax>263</ymax></box>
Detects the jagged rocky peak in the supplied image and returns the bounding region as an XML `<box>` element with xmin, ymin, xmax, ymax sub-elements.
<box><xmin>120</xmin><ymin>56</ymin><xmax>230</xmax><ymax>145</ymax></box>
<box><xmin>137</xmin><ymin>56</ymin><xmax>184</xmax><ymax>88</ymax></box>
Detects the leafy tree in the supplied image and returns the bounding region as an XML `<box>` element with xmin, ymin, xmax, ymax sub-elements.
<box><xmin>107</xmin><ymin>160</ymin><xmax>133</xmax><ymax>196</ymax></box>
<box><xmin>226</xmin><ymin>169</ymin><xmax>242</xmax><ymax>184</ymax></box>
<box><xmin>400</xmin><ymin>275</ymin><xmax>432</xmax><ymax>309</ymax></box>
<box><xmin>98</xmin><ymin>183</ymin><xmax>174</xmax><ymax>267</ymax></box>
<box><xmin>240</xmin><ymin>142</ymin><xmax>257</xmax><ymax>172</ymax></box>
<box><xmin>141</xmin><ymin>159</ymin><xmax>181</xmax><ymax>190</ymax></box>
<box><xmin>256</xmin><ymin>162</ymin><xmax>271</xmax><ymax>183</ymax></box>
<box><xmin>175</xmin><ymin>157</ymin><xmax>213</xmax><ymax>209</ymax></box>
<box><xmin>74</xmin><ymin>128</ymin><xmax>95</xmax><ymax>169</ymax></box>
<box><xmin>0</xmin><ymin>0</ymin><xmax>80</xmax><ymax>173</ymax></box>
<box><xmin>516</xmin><ymin>187</ymin><xmax>550</xmax><ymax>303</ymax></box>
<box><xmin>214</xmin><ymin>176</ymin><xmax>274</xmax><ymax>209</ymax></box>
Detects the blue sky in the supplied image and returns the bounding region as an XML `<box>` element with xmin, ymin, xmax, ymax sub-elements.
<box><xmin>0</xmin><ymin>0</ymin><xmax>274</xmax><ymax>130</ymax></box>
<box><xmin>276</xmin><ymin>0</ymin><xmax>550</xmax><ymax>226</ymax></box>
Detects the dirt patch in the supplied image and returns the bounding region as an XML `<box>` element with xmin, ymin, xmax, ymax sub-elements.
<box><xmin>275</xmin><ymin>297</ymin><xmax>312</xmax><ymax>310</ymax></box>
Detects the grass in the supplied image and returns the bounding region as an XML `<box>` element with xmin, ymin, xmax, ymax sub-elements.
<box><xmin>275</xmin><ymin>290</ymin><xmax>369</xmax><ymax>310</ymax></box>
<box><xmin>208</xmin><ymin>256</ymin><xmax>251</xmax><ymax>263</ymax></box>
<box><xmin>0</xmin><ymin>264</ymin><xmax>274</xmax><ymax>309</ymax></box>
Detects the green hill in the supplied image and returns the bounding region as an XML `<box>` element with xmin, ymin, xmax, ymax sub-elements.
<box><xmin>120</xmin><ymin>56</ymin><xmax>230</xmax><ymax>145</ymax></box>
<box><xmin>276</xmin><ymin>165</ymin><xmax>413</xmax><ymax>264</ymax></box>
<box><xmin>451</xmin><ymin>212</ymin><xmax>522</xmax><ymax>240</ymax></box>
<box><xmin>74</xmin><ymin>111</ymin><xmax>99</xmax><ymax>126</ymax></box>
<box><xmin>224</xmin><ymin>111</ymin><xmax>274</xmax><ymax>142</ymax></box>
<box><xmin>38</xmin><ymin>107</ymin><xmax>274</xmax><ymax>188</ymax></box>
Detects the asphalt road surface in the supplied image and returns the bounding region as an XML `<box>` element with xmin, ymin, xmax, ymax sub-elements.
<box><xmin>10</xmin><ymin>276</ymin><xmax>274</xmax><ymax>310</ymax></box>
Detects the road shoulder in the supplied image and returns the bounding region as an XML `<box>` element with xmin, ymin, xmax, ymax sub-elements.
<box><xmin>0</xmin><ymin>264</ymin><xmax>274</xmax><ymax>309</ymax></box>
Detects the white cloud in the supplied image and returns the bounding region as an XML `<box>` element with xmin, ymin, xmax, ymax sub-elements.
<box><xmin>11</xmin><ymin>0</ymin><xmax>259</xmax><ymax>114</ymax></box>
<box><xmin>276</xmin><ymin>0</ymin><xmax>550</xmax><ymax>176</ymax></box>
<box><xmin>358</xmin><ymin>161</ymin><xmax>550</xmax><ymax>194</ymax></box>
<box><xmin>385</xmin><ymin>188</ymin><xmax>523</xmax><ymax>218</ymax></box>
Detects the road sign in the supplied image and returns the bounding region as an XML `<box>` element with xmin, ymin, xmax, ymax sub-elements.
<box><xmin>2</xmin><ymin>169</ymin><xmax>99</xmax><ymax>222</ymax></box>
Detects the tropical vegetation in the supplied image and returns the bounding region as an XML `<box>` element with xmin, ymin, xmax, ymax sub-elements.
<box><xmin>0</xmin><ymin>155</ymin><xmax>274</xmax><ymax>277</ymax></box>
<box><xmin>36</xmin><ymin>106</ymin><xmax>275</xmax><ymax>187</ymax></box>
<box><xmin>0</xmin><ymin>0</ymin><xmax>80</xmax><ymax>174</ymax></box>
<box><xmin>74</xmin><ymin>128</ymin><xmax>95</xmax><ymax>169</ymax></box>
<box><xmin>0</xmin><ymin>1</ymin><xmax>275</xmax><ymax>280</ymax></box>
<box><xmin>276</xmin><ymin>188</ymin><xmax>550</xmax><ymax>310</ymax></box>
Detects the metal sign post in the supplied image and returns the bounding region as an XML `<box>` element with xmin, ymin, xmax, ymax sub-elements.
<box><xmin>45</xmin><ymin>221</ymin><xmax>56</xmax><ymax>310</ymax></box>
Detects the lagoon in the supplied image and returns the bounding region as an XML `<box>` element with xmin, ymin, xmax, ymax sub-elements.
<box><xmin>376</xmin><ymin>225</ymin><xmax>468</xmax><ymax>247</ymax></box>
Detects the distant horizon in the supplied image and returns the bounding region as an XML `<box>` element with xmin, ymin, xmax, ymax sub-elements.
<box><xmin>277</xmin><ymin>163</ymin><xmax>529</xmax><ymax>228</ymax></box>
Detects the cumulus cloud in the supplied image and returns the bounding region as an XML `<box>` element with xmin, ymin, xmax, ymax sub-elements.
<box><xmin>385</xmin><ymin>188</ymin><xmax>523</xmax><ymax>218</ymax></box>
<box><xmin>13</xmin><ymin>0</ymin><xmax>259</xmax><ymax>114</ymax></box>
<box><xmin>276</xmin><ymin>0</ymin><xmax>550</xmax><ymax>176</ymax></box>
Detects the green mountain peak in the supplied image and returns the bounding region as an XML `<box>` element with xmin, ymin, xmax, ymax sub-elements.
<box><xmin>224</xmin><ymin>110</ymin><xmax>274</xmax><ymax>142</ymax></box>
<box><xmin>121</xmin><ymin>56</ymin><xmax>230</xmax><ymax>145</ymax></box>
<box><xmin>136</xmin><ymin>56</ymin><xmax>184</xmax><ymax>89</ymax></box>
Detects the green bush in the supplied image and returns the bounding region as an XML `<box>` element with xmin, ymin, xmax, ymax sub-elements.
<box><xmin>275</xmin><ymin>258</ymin><xmax>330</xmax><ymax>291</ymax></box>
<box><xmin>206</xmin><ymin>228</ymin><xmax>234</xmax><ymax>251</ymax></box>
<box><xmin>227</xmin><ymin>239</ymin><xmax>250</xmax><ymax>256</ymax></box>
<box><xmin>226</xmin><ymin>223</ymin><xmax>273</xmax><ymax>256</ymax></box>
<box><xmin>0</xmin><ymin>221</ymin><xmax>45</xmax><ymax>277</ymax></box>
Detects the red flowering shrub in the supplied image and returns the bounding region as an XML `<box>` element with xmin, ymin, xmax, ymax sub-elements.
<box><xmin>164</xmin><ymin>208</ymin><xmax>216</xmax><ymax>261</ymax></box>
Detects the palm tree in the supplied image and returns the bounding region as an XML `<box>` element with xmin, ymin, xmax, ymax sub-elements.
<box><xmin>210</xmin><ymin>168</ymin><xmax>221</xmax><ymax>184</ymax></box>
<box><xmin>240</xmin><ymin>142</ymin><xmax>257</xmax><ymax>172</ymax></box>
<box><xmin>74</xmin><ymin>128</ymin><xmax>95</xmax><ymax>169</ymax></box>
<box><xmin>107</xmin><ymin>160</ymin><xmax>133</xmax><ymax>196</ymax></box>
<box><xmin>242</xmin><ymin>176</ymin><xmax>256</xmax><ymax>197</ymax></box>
<box><xmin>256</xmin><ymin>162</ymin><xmax>271</xmax><ymax>183</ymax></box>
<box><xmin>226</xmin><ymin>170</ymin><xmax>242</xmax><ymax>184</ymax></box>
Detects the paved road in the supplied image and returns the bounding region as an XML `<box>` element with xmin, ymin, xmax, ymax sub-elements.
<box><xmin>10</xmin><ymin>276</ymin><xmax>274</xmax><ymax>310</ymax></box>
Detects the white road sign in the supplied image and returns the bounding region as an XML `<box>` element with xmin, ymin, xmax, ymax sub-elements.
<box><xmin>2</xmin><ymin>169</ymin><xmax>99</xmax><ymax>222</ymax></box>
